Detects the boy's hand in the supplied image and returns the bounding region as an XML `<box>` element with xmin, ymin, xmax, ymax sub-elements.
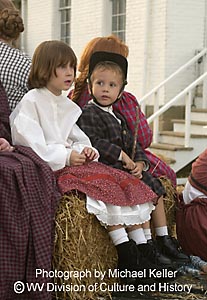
<box><xmin>122</xmin><ymin>151</ymin><xmax>136</xmax><ymax>171</ymax></box>
<box><xmin>130</xmin><ymin>161</ymin><xmax>145</xmax><ymax>179</ymax></box>
<box><xmin>81</xmin><ymin>147</ymin><xmax>98</xmax><ymax>162</ymax></box>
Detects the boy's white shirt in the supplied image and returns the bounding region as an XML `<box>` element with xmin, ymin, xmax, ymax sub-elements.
<box><xmin>10</xmin><ymin>88</ymin><xmax>99</xmax><ymax>171</ymax></box>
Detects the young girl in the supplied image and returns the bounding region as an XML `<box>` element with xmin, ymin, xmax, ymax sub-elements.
<box><xmin>77</xmin><ymin>51</ymin><xmax>189</xmax><ymax>266</ymax></box>
<box><xmin>10</xmin><ymin>40</ymin><xmax>166</xmax><ymax>282</ymax></box>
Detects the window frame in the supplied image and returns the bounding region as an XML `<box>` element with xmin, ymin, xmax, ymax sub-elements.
<box><xmin>59</xmin><ymin>0</ymin><xmax>71</xmax><ymax>44</ymax></box>
<box><xmin>111</xmin><ymin>0</ymin><xmax>126</xmax><ymax>41</ymax></box>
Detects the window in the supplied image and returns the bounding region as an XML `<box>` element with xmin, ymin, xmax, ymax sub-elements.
<box><xmin>112</xmin><ymin>0</ymin><xmax>126</xmax><ymax>41</ymax></box>
<box><xmin>59</xmin><ymin>0</ymin><xmax>71</xmax><ymax>44</ymax></box>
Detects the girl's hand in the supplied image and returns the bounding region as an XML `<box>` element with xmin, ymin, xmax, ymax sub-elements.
<box><xmin>0</xmin><ymin>138</ymin><xmax>14</xmax><ymax>152</ymax></box>
<box><xmin>69</xmin><ymin>150</ymin><xmax>86</xmax><ymax>166</ymax></box>
<box><xmin>81</xmin><ymin>147</ymin><xmax>98</xmax><ymax>162</ymax></box>
<box><xmin>130</xmin><ymin>161</ymin><xmax>145</xmax><ymax>179</ymax></box>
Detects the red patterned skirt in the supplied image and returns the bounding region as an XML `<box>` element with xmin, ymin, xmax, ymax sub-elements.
<box><xmin>55</xmin><ymin>161</ymin><xmax>157</xmax><ymax>206</ymax></box>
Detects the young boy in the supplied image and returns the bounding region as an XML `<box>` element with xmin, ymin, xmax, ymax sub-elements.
<box><xmin>77</xmin><ymin>51</ymin><xmax>189</xmax><ymax>266</ymax></box>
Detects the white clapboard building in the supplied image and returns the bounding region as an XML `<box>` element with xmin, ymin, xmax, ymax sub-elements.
<box><xmin>14</xmin><ymin>0</ymin><xmax>207</xmax><ymax>174</ymax></box>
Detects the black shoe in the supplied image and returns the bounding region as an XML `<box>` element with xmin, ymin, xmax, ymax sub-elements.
<box><xmin>116</xmin><ymin>240</ymin><xmax>139</xmax><ymax>271</ymax></box>
<box><xmin>116</xmin><ymin>240</ymin><xmax>163</xmax><ymax>271</ymax></box>
<box><xmin>116</xmin><ymin>240</ymin><xmax>143</xmax><ymax>284</ymax></box>
<box><xmin>137</xmin><ymin>243</ymin><xmax>177</xmax><ymax>282</ymax></box>
<box><xmin>137</xmin><ymin>243</ymin><xmax>167</xmax><ymax>270</ymax></box>
<box><xmin>116</xmin><ymin>240</ymin><xmax>160</xmax><ymax>285</ymax></box>
<box><xmin>147</xmin><ymin>239</ymin><xmax>173</xmax><ymax>267</ymax></box>
<box><xmin>156</xmin><ymin>235</ymin><xmax>190</xmax><ymax>265</ymax></box>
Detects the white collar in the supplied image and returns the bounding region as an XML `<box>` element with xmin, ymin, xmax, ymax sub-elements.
<box><xmin>89</xmin><ymin>99</ymin><xmax>121</xmax><ymax>123</ymax></box>
<box><xmin>89</xmin><ymin>99</ymin><xmax>113</xmax><ymax>113</ymax></box>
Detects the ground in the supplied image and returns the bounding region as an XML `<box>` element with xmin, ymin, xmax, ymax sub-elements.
<box><xmin>111</xmin><ymin>273</ymin><xmax>207</xmax><ymax>300</ymax></box>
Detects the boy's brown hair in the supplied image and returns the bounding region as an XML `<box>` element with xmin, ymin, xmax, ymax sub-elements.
<box><xmin>89</xmin><ymin>51</ymin><xmax>128</xmax><ymax>84</ymax></box>
<box><xmin>90</xmin><ymin>62</ymin><xmax>125</xmax><ymax>84</ymax></box>
<box><xmin>29</xmin><ymin>40</ymin><xmax>77</xmax><ymax>89</ymax></box>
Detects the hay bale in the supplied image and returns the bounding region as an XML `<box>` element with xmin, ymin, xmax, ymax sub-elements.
<box><xmin>159</xmin><ymin>176</ymin><xmax>177</xmax><ymax>237</ymax></box>
<box><xmin>52</xmin><ymin>178</ymin><xmax>178</xmax><ymax>299</ymax></box>
<box><xmin>52</xmin><ymin>181</ymin><xmax>207</xmax><ymax>300</ymax></box>
<box><xmin>52</xmin><ymin>193</ymin><xmax>117</xmax><ymax>300</ymax></box>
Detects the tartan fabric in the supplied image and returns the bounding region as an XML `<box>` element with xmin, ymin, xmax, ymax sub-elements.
<box><xmin>0</xmin><ymin>81</ymin><xmax>60</xmax><ymax>300</ymax></box>
<box><xmin>69</xmin><ymin>87</ymin><xmax>176</xmax><ymax>186</ymax></box>
<box><xmin>145</xmin><ymin>149</ymin><xmax>176</xmax><ymax>186</ymax></box>
<box><xmin>69</xmin><ymin>86</ymin><xmax>152</xmax><ymax>149</ymax></box>
<box><xmin>0</xmin><ymin>147</ymin><xmax>60</xmax><ymax>300</ymax></box>
<box><xmin>78</xmin><ymin>104</ymin><xmax>165</xmax><ymax>198</ymax></box>
<box><xmin>0</xmin><ymin>81</ymin><xmax>11</xmax><ymax>143</ymax></box>
<box><xmin>0</xmin><ymin>41</ymin><xmax>31</xmax><ymax>111</ymax></box>
<box><xmin>77</xmin><ymin>104</ymin><xmax>149</xmax><ymax>168</ymax></box>
<box><xmin>113</xmin><ymin>91</ymin><xmax>153</xmax><ymax>149</ymax></box>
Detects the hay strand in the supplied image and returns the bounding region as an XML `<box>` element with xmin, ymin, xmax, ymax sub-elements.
<box><xmin>159</xmin><ymin>176</ymin><xmax>177</xmax><ymax>236</ymax></box>
<box><xmin>53</xmin><ymin>193</ymin><xmax>117</xmax><ymax>300</ymax></box>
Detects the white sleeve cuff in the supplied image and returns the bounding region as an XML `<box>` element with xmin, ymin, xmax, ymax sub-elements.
<box><xmin>66</xmin><ymin>149</ymin><xmax>73</xmax><ymax>166</ymax></box>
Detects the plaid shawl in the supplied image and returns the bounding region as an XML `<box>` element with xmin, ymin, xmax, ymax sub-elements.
<box><xmin>0</xmin><ymin>82</ymin><xmax>60</xmax><ymax>300</ymax></box>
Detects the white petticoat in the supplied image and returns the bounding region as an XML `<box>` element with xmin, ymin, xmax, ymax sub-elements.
<box><xmin>86</xmin><ymin>196</ymin><xmax>155</xmax><ymax>226</ymax></box>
